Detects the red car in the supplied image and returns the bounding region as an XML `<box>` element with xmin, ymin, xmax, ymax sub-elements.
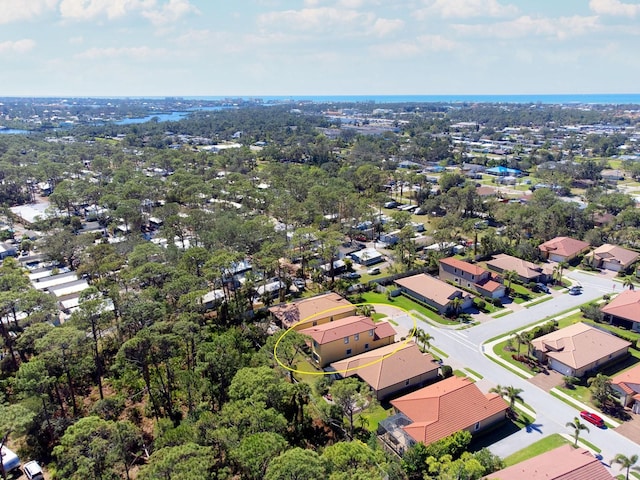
<box><xmin>580</xmin><ymin>410</ymin><xmax>605</xmax><ymax>427</ymax></box>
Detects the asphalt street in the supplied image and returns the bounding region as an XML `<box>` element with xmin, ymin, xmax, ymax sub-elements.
<box><xmin>383</xmin><ymin>269</ymin><xmax>639</xmax><ymax>475</ymax></box>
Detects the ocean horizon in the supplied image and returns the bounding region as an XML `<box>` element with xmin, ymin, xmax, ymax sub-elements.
<box><xmin>182</xmin><ymin>93</ymin><xmax>640</xmax><ymax>105</ymax></box>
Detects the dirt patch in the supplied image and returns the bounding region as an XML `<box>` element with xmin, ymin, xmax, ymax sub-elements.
<box><xmin>528</xmin><ymin>369</ymin><xmax>565</xmax><ymax>392</ymax></box>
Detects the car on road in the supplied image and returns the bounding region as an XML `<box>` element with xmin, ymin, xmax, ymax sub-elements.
<box><xmin>580</xmin><ymin>410</ymin><xmax>605</xmax><ymax>427</ymax></box>
<box><xmin>23</xmin><ymin>460</ymin><xmax>44</xmax><ymax>480</ymax></box>
<box><xmin>569</xmin><ymin>285</ymin><xmax>583</xmax><ymax>295</ymax></box>
<box><xmin>367</xmin><ymin>267</ymin><xmax>381</xmax><ymax>275</ymax></box>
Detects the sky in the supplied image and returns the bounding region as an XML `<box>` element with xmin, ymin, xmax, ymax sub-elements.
<box><xmin>1</xmin><ymin>0</ymin><xmax>639</xmax><ymax>97</ymax></box>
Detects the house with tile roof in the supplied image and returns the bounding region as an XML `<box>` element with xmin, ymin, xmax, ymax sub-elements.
<box><xmin>439</xmin><ymin>257</ymin><xmax>506</xmax><ymax>299</ymax></box>
<box><xmin>485</xmin><ymin>444</ymin><xmax>614</xmax><ymax>480</ymax></box>
<box><xmin>600</xmin><ymin>290</ymin><xmax>640</xmax><ymax>332</ymax></box>
<box><xmin>300</xmin><ymin>315</ymin><xmax>396</xmax><ymax>367</ymax></box>
<box><xmin>538</xmin><ymin>236</ymin><xmax>591</xmax><ymax>263</ymax></box>
<box><xmin>268</xmin><ymin>292</ymin><xmax>356</xmax><ymax>330</ymax></box>
<box><xmin>531</xmin><ymin>322</ymin><xmax>631</xmax><ymax>377</ymax></box>
<box><xmin>585</xmin><ymin>244</ymin><xmax>639</xmax><ymax>272</ymax></box>
<box><xmin>486</xmin><ymin>253</ymin><xmax>554</xmax><ymax>284</ymax></box>
<box><xmin>394</xmin><ymin>273</ymin><xmax>474</xmax><ymax>315</ymax></box>
<box><xmin>611</xmin><ymin>364</ymin><xmax>640</xmax><ymax>414</ymax></box>
<box><xmin>379</xmin><ymin>376</ymin><xmax>507</xmax><ymax>456</ymax></box>
<box><xmin>329</xmin><ymin>341</ymin><xmax>440</xmax><ymax>400</ymax></box>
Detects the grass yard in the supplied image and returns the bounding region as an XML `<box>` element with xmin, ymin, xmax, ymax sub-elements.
<box><xmin>525</xmin><ymin>296</ymin><xmax>553</xmax><ymax>308</ymax></box>
<box><xmin>491</xmin><ymin>339</ymin><xmax>537</xmax><ymax>376</ymax></box>
<box><xmin>464</xmin><ymin>368</ymin><xmax>483</xmax><ymax>379</ymax></box>
<box><xmin>359</xmin><ymin>291</ymin><xmax>459</xmax><ymax>326</ymax></box>
<box><xmin>356</xmin><ymin>403</ymin><xmax>392</xmax><ymax>432</ymax></box>
<box><xmin>493</xmin><ymin>310</ymin><xmax>513</xmax><ymax>318</ymax></box>
<box><xmin>503</xmin><ymin>434</ymin><xmax>569</xmax><ymax>466</ymax></box>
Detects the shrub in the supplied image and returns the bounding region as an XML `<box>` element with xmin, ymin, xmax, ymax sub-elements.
<box><xmin>563</xmin><ymin>376</ymin><xmax>580</xmax><ymax>388</ymax></box>
<box><xmin>580</xmin><ymin>303</ymin><xmax>604</xmax><ymax>323</ymax></box>
<box><xmin>492</xmin><ymin>297</ymin><xmax>502</xmax><ymax>307</ymax></box>
<box><xmin>441</xmin><ymin>365</ymin><xmax>453</xmax><ymax>378</ymax></box>
<box><xmin>476</xmin><ymin>300</ymin><xmax>486</xmax><ymax>311</ymax></box>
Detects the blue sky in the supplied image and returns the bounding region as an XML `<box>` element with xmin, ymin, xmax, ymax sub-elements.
<box><xmin>1</xmin><ymin>0</ymin><xmax>639</xmax><ymax>96</ymax></box>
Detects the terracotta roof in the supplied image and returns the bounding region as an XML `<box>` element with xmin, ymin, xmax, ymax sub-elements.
<box><xmin>299</xmin><ymin>315</ymin><xmax>396</xmax><ymax>345</ymax></box>
<box><xmin>486</xmin><ymin>444</ymin><xmax>613</xmax><ymax>480</ymax></box>
<box><xmin>475</xmin><ymin>277</ymin><xmax>504</xmax><ymax>293</ymax></box>
<box><xmin>440</xmin><ymin>257</ymin><xmax>488</xmax><ymax>276</ymax></box>
<box><xmin>587</xmin><ymin>244</ymin><xmax>639</xmax><ymax>267</ymax></box>
<box><xmin>476</xmin><ymin>186</ymin><xmax>497</xmax><ymax>197</ymax></box>
<box><xmin>600</xmin><ymin>290</ymin><xmax>640</xmax><ymax>323</ymax></box>
<box><xmin>538</xmin><ymin>236</ymin><xmax>590</xmax><ymax>258</ymax></box>
<box><xmin>611</xmin><ymin>363</ymin><xmax>640</xmax><ymax>396</ymax></box>
<box><xmin>531</xmin><ymin>322</ymin><xmax>631</xmax><ymax>370</ymax></box>
<box><xmin>390</xmin><ymin>376</ymin><xmax>507</xmax><ymax>445</ymax></box>
<box><xmin>486</xmin><ymin>253</ymin><xmax>553</xmax><ymax>280</ymax></box>
<box><xmin>268</xmin><ymin>292</ymin><xmax>355</xmax><ymax>328</ymax></box>
<box><xmin>395</xmin><ymin>274</ymin><xmax>471</xmax><ymax>308</ymax></box>
<box><xmin>329</xmin><ymin>341</ymin><xmax>439</xmax><ymax>391</ymax></box>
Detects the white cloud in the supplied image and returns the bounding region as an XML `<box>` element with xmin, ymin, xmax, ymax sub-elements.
<box><xmin>589</xmin><ymin>0</ymin><xmax>640</xmax><ymax>17</ymax></box>
<box><xmin>74</xmin><ymin>45</ymin><xmax>167</xmax><ymax>60</ymax></box>
<box><xmin>371</xmin><ymin>18</ymin><xmax>404</xmax><ymax>37</ymax></box>
<box><xmin>69</xmin><ymin>36</ymin><xmax>84</xmax><ymax>44</ymax></box>
<box><xmin>371</xmin><ymin>34</ymin><xmax>457</xmax><ymax>58</ymax></box>
<box><xmin>58</xmin><ymin>0</ymin><xmax>196</xmax><ymax>24</ymax></box>
<box><xmin>142</xmin><ymin>0</ymin><xmax>199</xmax><ymax>26</ymax></box>
<box><xmin>0</xmin><ymin>0</ymin><xmax>57</xmax><ymax>24</ymax></box>
<box><xmin>453</xmin><ymin>15</ymin><xmax>600</xmax><ymax>39</ymax></box>
<box><xmin>0</xmin><ymin>39</ymin><xmax>37</xmax><ymax>54</ymax></box>
<box><xmin>418</xmin><ymin>0</ymin><xmax>519</xmax><ymax>19</ymax></box>
<box><xmin>258</xmin><ymin>7</ymin><xmax>373</xmax><ymax>32</ymax></box>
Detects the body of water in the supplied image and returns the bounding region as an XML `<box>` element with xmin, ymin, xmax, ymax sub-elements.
<box><xmin>188</xmin><ymin>94</ymin><xmax>640</xmax><ymax>105</ymax></box>
<box><xmin>114</xmin><ymin>111</ymin><xmax>189</xmax><ymax>125</ymax></box>
<box><xmin>0</xmin><ymin>128</ymin><xmax>30</xmax><ymax>134</ymax></box>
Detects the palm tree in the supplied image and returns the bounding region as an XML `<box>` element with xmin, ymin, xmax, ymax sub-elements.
<box><xmin>413</xmin><ymin>327</ymin><xmax>433</xmax><ymax>351</ymax></box>
<box><xmin>623</xmin><ymin>275</ymin><xmax>636</xmax><ymax>291</ymax></box>
<box><xmin>566</xmin><ymin>417</ymin><xmax>589</xmax><ymax>447</ymax></box>
<box><xmin>611</xmin><ymin>453</ymin><xmax>639</xmax><ymax>480</ymax></box>
<box><xmin>449</xmin><ymin>296</ymin><xmax>464</xmax><ymax>319</ymax></box>
<box><xmin>489</xmin><ymin>385</ymin><xmax>524</xmax><ymax>415</ymax></box>
<box><xmin>554</xmin><ymin>261</ymin><xmax>569</xmax><ymax>286</ymax></box>
<box><xmin>503</xmin><ymin>270</ymin><xmax>518</xmax><ymax>294</ymax></box>
<box><xmin>512</xmin><ymin>331</ymin><xmax>531</xmax><ymax>356</ymax></box>
<box><xmin>356</xmin><ymin>304</ymin><xmax>375</xmax><ymax>317</ymax></box>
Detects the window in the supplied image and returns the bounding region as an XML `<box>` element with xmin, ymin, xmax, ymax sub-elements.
<box><xmin>474</xmin><ymin>422</ymin><xmax>480</xmax><ymax>431</ymax></box>
<box><xmin>313</xmin><ymin>340</ymin><xmax>319</xmax><ymax>348</ymax></box>
<box><xmin>471</xmin><ymin>274</ymin><xmax>475</xmax><ymax>280</ymax></box>
<box><xmin>344</xmin><ymin>336</ymin><xmax>349</xmax><ymax>344</ymax></box>
<box><xmin>354</xmin><ymin>333</ymin><xmax>360</xmax><ymax>341</ymax></box>
<box><xmin>454</xmin><ymin>268</ymin><xmax>458</xmax><ymax>273</ymax></box>
<box><xmin>405</xmin><ymin>379</ymin><xmax>410</xmax><ymax>386</ymax></box>
<box><xmin>364</xmin><ymin>343</ymin><xmax>369</xmax><ymax>349</ymax></box>
<box><xmin>312</xmin><ymin>321</ymin><xmax>317</xmax><ymax>326</ymax></box>
<box><xmin>369</xmin><ymin>329</ymin><xmax>374</xmax><ymax>337</ymax></box>
<box><xmin>346</xmin><ymin>348</ymin><xmax>352</xmax><ymax>355</ymax></box>
<box><xmin>467</xmin><ymin>282</ymin><xmax>471</xmax><ymax>288</ymax></box>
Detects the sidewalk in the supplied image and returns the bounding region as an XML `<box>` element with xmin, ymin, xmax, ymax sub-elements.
<box><xmin>551</xmin><ymin>389</ymin><xmax>620</xmax><ymax>428</ymax></box>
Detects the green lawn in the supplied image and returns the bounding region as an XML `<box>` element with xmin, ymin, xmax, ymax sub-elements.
<box><xmin>493</xmin><ymin>310</ymin><xmax>513</xmax><ymax>318</ymax></box>
<box><xmin>525</xmin><ymin>296</ymin><xmax>553</xmax><ymax>308</ymax></box>
<box><xmin>491</xmin><ymin>339</ymin><xmax>537</xmax><ymax>376</ymax></box>
<box><xmin>355</xmin><ymin>403</ymin><xmax>392</xmax><ymax>433</ymax></box>
<box><xmin>359</xmin><ymin>291</ymin><xmax>459</xmax><ymax>326</ymax></box>
<box><xmin>464</xmin><ymin>368</ymin><xmax>483</xmax><ymax>379</ymax></box>
<box><xmin>503</xmin><ymin>434</ymin><xmax>569</xmax><ymax>466</ymax></box>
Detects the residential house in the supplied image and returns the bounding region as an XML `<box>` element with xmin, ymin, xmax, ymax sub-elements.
<box><xmin>329</xmin><ymin>341</ymin><xmax>440</xmax><ymax>400</ymax></box>
<box><xmin>485</xmin><ymin>444</ymin><xmax>613</xmax><ymax>480</ymax></box>
<box><xmin>586</xmin><ymin>244</ymin><xmax>639</xmax><ymax>272</ymax></box>
<box><xmin>269</xmin><ymin>292</ymin><xmax>356</xmax><ymax>330</ymax></box>
<box><xmin>394</xmin><ymin>274</ymin><xmax>474</xmax><ymax>315</ymax></box>
<box><xmin>378</xmin><ymin>377</ymin><xmax>507</xmax><ymax>456</ymax></box>
<box><xmin>531</xmin><ymin>322</ymin><xmax>631</xmax><ymax>377</ymax></box>
<box><xmin>439</xmin><ymin>257</ymin><xmax>505</xmax><ymax>299</ymax></box>
<box><xmin>600</xmin><ymin>289</ymin><xmax>640</xmax><ymax>332</ymax></box>
<box><xmin>0</xmin><ymin>242</ymin><xmax>18</xmax><ymax>260</ymax></box>
<box><xmin>486</xmin><ymin>254</ymin><xmax>554</xmax><ymax>284</ymax></box>
<box><xmin>538</xmin><ymin>236</ymin><xmax>591</xmax><ymax>263</ymax></box>
<box><xmin>350</xmin><ymin>247</ymin><xmax>384</xmax><ymax>266</ymax></box>
<box><xmin>611</xmin><ymin>364</ymin><xmax>640</xmax><ymax>414</ymax></box>
<box><xmin>300</xmin><ymin>315</ymin><xmax>396</xmax><ymax>367</ymax></box>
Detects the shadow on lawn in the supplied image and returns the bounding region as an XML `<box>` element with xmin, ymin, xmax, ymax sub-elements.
<box><xmin>470</xmin><ymin>416</ymin><xmax>543</xmax><ymax>451</ymax></box>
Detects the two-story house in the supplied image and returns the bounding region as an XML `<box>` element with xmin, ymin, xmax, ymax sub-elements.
<box><xmin>439</xmin><ymin>257</ymin><xmax>505</xmax><ymax>299</ymax></box>
<box><xmin>300</xmin><ymin>315</ymin><xmax>396</xmax><ymax>367</ymax></box>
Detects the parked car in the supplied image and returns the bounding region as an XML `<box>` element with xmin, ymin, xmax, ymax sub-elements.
<box><xmin>23</xmin><ymin>460</ymin><xmax>44</xmax><ymax>480</ymax></box>
<box><xmin>580</xmin><ymin>410</ymin><xmax>605</xmax><ymax>428</ymax></box>
<box><xmin>569</xmin><ymin>285</ymin><xmax>583</xmax><ymax>295</ymax></box>
<box><xmin>367</xmin><ymin>267</ymin><xmax>381</xmax><ymax>275</ymax></box>
<box><xmin>344</xmin><ymin>272</ymin><xmax>361</xmax><ymax>280</ymax></box>
<box><xmin>536</xmin><ymin>283</ymin><xmax>550</xmax><ymax>293</ymax></box>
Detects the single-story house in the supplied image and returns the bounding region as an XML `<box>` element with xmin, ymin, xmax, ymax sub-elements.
<box><xmin>485</xmin><ymin>444</ymin><xmax>613</xmax><ymax>480</ymax></box>
<box><xmin>269</xmin><ymin>292</ymin><xmax>355</xmax><ymax>330</ymax></box>
<box><xmin>300</xmin><ymin>315</ymin><xmax>396</xmax><ymax>367</ymax></box>
<box><xmin>439</xmin><ymin>257</ymin><xmax>506</xmax><ymax>299</ymax></box>
<box><xmin>395</xmin><ymin>274</ymin><xmax>474</xmax><ymax>314</ymax></box>
<box><xmin>486</xmin><ymin>166</ymin><xmax>522</xmax><ymax>177</ymax></box>
<box><xmin>585</xmin><ymin>244</ymin><xmax>639</xmax><ymax>272</ymax></box>
<box><xmin>329</xmin><ymin>341</ymin><xmax>440</xmax><ymax>400</ymax></box>
<box><xmin>486</xmin><ymin>254</ymin><xmax>553</xmax><ymax>284</ymax></box>
<box><xmin>379</xmin><ymin>377</ymin><xmax>507</xmax><ymax>456</ymax></box>
<box><xmin>538</xmin><ymin>236</ymin><xmax>591</xmax><ymax>263</ymax></box>
<box><xmin>350</xmin><ymin>247</ymin><xmax>384</xmax><ymax>266</ymax></box>
<box><xmin>611</xmin><ymin>364</ymin><xmax>640</xmax><ymax>414</ymax></box>
<box><xmin>0</xmin><ymin>242</ymin><xmax>18</xmax><ymax>260</ymax></box>
<box><xmin>600</xmin><ymin>290</ymin><xmax>640</xmax><ymax>333</ymax></box>
<box><xmin>531</xmin><ymin>322</ymin><xmax>631</xmax><ymax>377</ymax></box>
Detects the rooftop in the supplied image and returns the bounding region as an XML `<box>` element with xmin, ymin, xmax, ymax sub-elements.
<box><xmin>395</xmin><ymin>273</ymin><xmax>470</xmax><ymax>307</ymax></box>
<box><xmin>440</xmin><ymin>257</ymin><xmax>488</xmax><ymax>276</ymax></box>
<box><xmin>268</xmin><ymin>292</ymin><xmax>355</xmax><ymax>328</ymax></box>
<box><xmin>600</xmin><ymin>290</ymin><xmax>640</xmax><ymax>323</ymax></box>
<box><xmin>538</xmin><ymin>236</ymin><xmax>590</xmax><ymax>257</ymax></box>
<box><xmin>299</xmin><ymin>315</ymin><xmax>396</xmax><ymax>345</ymax></box>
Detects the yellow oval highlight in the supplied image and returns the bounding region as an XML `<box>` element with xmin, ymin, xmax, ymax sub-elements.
<box><xmin>273</xmin><ymin>302</ymin><xmax>418</xmax><ymax>376</ymax></box>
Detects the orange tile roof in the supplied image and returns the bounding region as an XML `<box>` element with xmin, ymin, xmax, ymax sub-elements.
<box><xmin>300</xmin><ymin>315</ymin><xmax>396</xmax><ymax>345</ymax></box>
<box><xmin>487</xmin><ymin>444</ymin><xmax>613</xmax><ymax>480</ymax></box>
<box><xmin>475</xmin><ymin>277</ymin><xmax>503</xmax><ymax>293</ymax></box>
<box><xmin>611</xmin><ymin>363</ymin><xmax>640</xmax><ymax>396</ymax></box>
<box><xmin>440</xmin><ymin>257</ymin><xmax>488</xmax><ymax>276</ymax></box>
<box><xmin>329</xmin><ymin>341</ymin><xmax>439</xmax><ymax>391</ymax></box>
<box><xmin>394</xmin><ymin>274</ymin><xmax>471</xmax><ymax>308</ymax></box>
<box><xmin>486</xmin><ymin>253</ymin><xmax>553</xmax><ymax>280</ymax></box>
<box><xmin>538</xmin><ymin>236</ymin><xmax>590</xmax><ymax>258</ymax></box>
<box><xmin>600</xmin><ymin>290</ymin><xmax>640</xmax><ymax>323</ymax></box>
<box><xmin>531</xmin><ymin>322</ymin><xmax>631</xmax><ymax>370</ymax></box>
<box><xmin>390</xmin><ymin>376</ymin><xmax>507</xmax><ymax>445</ymax></box>
<box><xmin>268</xmin><ymin>292</ymin><xmax>355</xmax><ymax>328</ymax></box>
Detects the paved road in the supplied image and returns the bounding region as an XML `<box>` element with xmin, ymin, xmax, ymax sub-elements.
<box><xmin>382</xmin><ymin>269</ymin><xmax>638</xmax><ymax>475</ymax></box>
